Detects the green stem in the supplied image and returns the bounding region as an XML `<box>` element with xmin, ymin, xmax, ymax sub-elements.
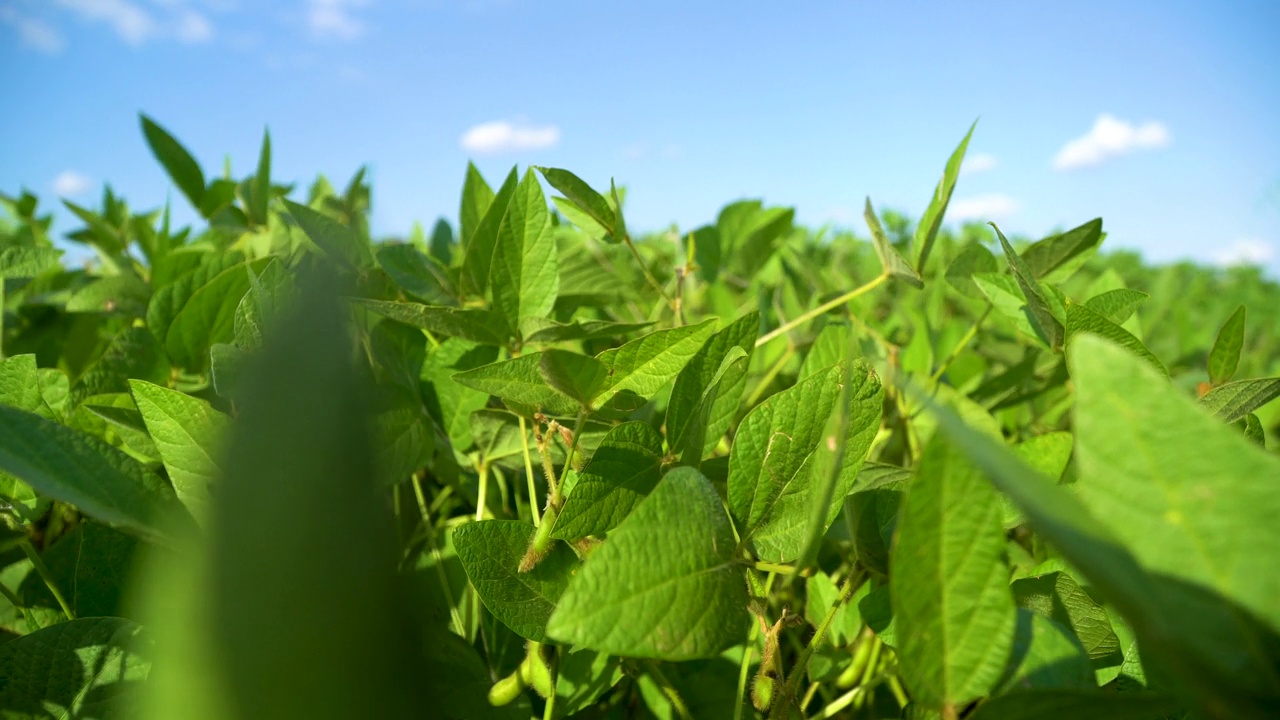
<box><xmin>20</xmin><ymin>539</ymin><xmax>74</xmax><ymax>621</ymax></box>
<box><xmin>474</xmin><ymin>462</ymin><xmax>489</xmax><ymax>522</ymax></box>
<box><xmin>779</xmin><ymin>567</ymin><xmax>865</xmax><ymax>703</ymax></box>
<box><xmin>929</xmin><ymin>305</ymin><xmax>991</xmax><ymax>383</ymax></box>
<box><xmin>746</xmin><ymin>560</ymin><xmax>795</xmax><ymax>575</ymax></box>
<box><xmin>555</xmin><ymin>408</ymin><xmax>589</xmax><ymax>506</ymax></box>
<box><xmin>541</xmin><ymin>646</ymin><xmax>560</xmax><ymax>720</ymax></box>
<box><xmin>755</xmin><ymin>273</ymin><xmax>888</xmax><ymax>348</ymax></box>
<box><xmin>413</xmin><ymin>475</ymin><xmax>465</xmax><ymax>637</ymax></box>
<box><xmin>624</xmin><ymin>235</ymin><xmax>674</xmax><ymax>309</ymax></box>
<box><xmin>518</xmin><ymin>416</ymin><xmax>542</xmax><ymax>527</ymax></box>
<box><xmin>646</xmin><ymin>662</ymin><xmax>693</xmax><ymax>720</ymax></box>
<box><xmin>0</xmin><ymin>581</ymin><xmax>22</xmax><ymax>610</ymax></box>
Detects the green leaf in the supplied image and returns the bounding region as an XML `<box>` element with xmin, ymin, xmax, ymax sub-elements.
<box><xmin>798</xmin><ymin>321</ymin><xmax>851</xmax><ymax>380</ymax></box>
<box><xmin>72</xmin><ymin>326</ymin><xmax>170</xmax><ymax>406</ymax></box>
<box><xmin>968</xmin><ymin>690</ymin><xmax>1180</xmax><ymax>720</ymax></box>
<box><xmin>234</xmin><ymin>259</ymin><xmax>295</xmax><ymax>351</ymax></box>
<box><xmin>1070</xmin><ymin>334</ymin><xmax>1280</xmax><ymax>632</ymax></box>
<box><xmin>890</xmin><ymin>434</ymin><xmax>1016</xmax><ymax>713</ymax></box>
<box><xmin>65</xmin><ymin>273</ymin><xmax>151</xmax><ymax>315</ymax></box>
<box><xmin>354</xmin><ymin>299</ymin><xmax>509</xmax><ymax>347</ymax></box>
<box><xmin>546</xmin><ymin>466</ymin><xmax>748</xmax><ymax>660</ymax></box>
<box><xmin>163</xmin><ymin>258</ymin><xmax>273</xmax><ymax>370</ymax></box>
<box><xmin>491</xmin><ymin>168</ymin><xmax>559</xmax><ymax>335</ymax></box>
<box><xmin>284</xmin><ymin>199</ymin><xmax>373</xmax><ymax>270</ymax></box>
<box><xmin>140</xmin><ymin>114</ymin><xmax>205</xmax><ymax>210</ymax></box>
<box><xmin>594</xmin><ymin>318</ymin><xmax>718</xmax><ymax>408</ymax></box>
<box><xmin>1198</xmin><ymin>377</ymin><xmax>1280</xmax><ymax>424</ymax></box>
<box><xmin>865</xmin><ymin>198</ymin><xmax>923</xmax><ymax>288</ymax></box>
<box><xmin>1010</xmin><ymin>570</ymin><xmax>1121</xmax><ymax>666</ymax></box>
<box><xmin>0</xmin><ymin>404</ymin><xmax>185</xmax><ymax>541</ymax></box>
<box><xmin>553</xmin><ymin>648</ymin><xmax>624</xmax><ymax>719</ymax></box>
<box><xmin>1019</xmin><ymin>218</ymin><xmax>1104</xmax><ymax>279</ymax></box>
<box><xmin>519</xmin><ymin>317</ymin><xmax>654</xmax><ymax>344</ymax></box>
<box><xmin>973</xmin><ymin>272</ymin><xmax>1045</xmax><ymax>346</ymax></box>
<box><xmin>452</xmin><ymin>353</ymin><xmax>579</xmax><ymax>417</ymax></box>
<box><xmin>539</xmin><ymin>349</ymin><xmax>608</xmax><ymax>409</ymax></box>
<box><xmin>0</xmin><ymin>246</ymin><xmax>63</xmax><ymax>279</ymax></box>
<box><xmin>847</xmin><ymin>465</ymin><xmax>909</xmax><ymax>576</ymax></box>
<box><xmin>459</xmin><ymin>162</ymin><xmax>496</xmax><ymax>247</ymax></box>
<box><xmin>994</xmin><ymin>610</ymin><xmax>1094</xmax><ymax>695</ymax></box>
<box><xmin>375</xmin><ymin>244</ymin><xmax>455</xmax><ymax>306</ymax></box>
<box><xmin>246</xmin><ymin>128</ymin><xmax>271</xmax><ymax>226</ymax></box>
<box><xmin>464</xmin><ymin>167</ymin><xmax>518</xmax><ymax>297</ymax></box>
<box><xmin>422</xmin><ymin>339</ymin><xmax>498</xmax><ymax>451</ymax></box>
<box><xmin>991</xmin><ymin>223</ymin><xmax>1064</xmax><ymax>350</ymax></box>
<box><xmin>1065</xmin><ymin>302</ymin><xmax>1165</xmax><ymax>376</ymax></box>
<box><xmin>665</xmin><ymin>311</ymin><xmax>759</xmax><ymax>463</ymax></box>
<box><xmin>0</xmin><ymin>617</ymin><xmax>150</xmax><ymax>718</ymax></box>
<box><xmin>536</xmin><ymin>167</ymin><xmax>618</xmax><ymax>241</ymax></box>
<box><xmin>1082</xmin><ymin>288</ymin><xmax>1148</xmax><ymax>325</ymax></box>
<box><xmin>551</xmin><ymin>421</ymin><xmax>664</xmax><ymax>541</ymax></box>
<box><xmin>914</xmin><ymin>120</ymin><xmax>975</xmax><ymax>271</ymax></box>
<box><xmin>453</xmin><ymin>520</ymin><xmax>579</xmax><ymax>643</ymax></box>
<box><xmin>18</xmin><ymin>521</ymin><xmax>140</xmax><ymax>623</ymax></box>
<box><xmin>945</xmin><ymin>243</ymin><xmax>998</xmax><ymax>300</ymax></box>
<box><xmin>0</xmin><ymin>354</ymin><xmax>56</xmax><ymax>418</ymax></box>
<box><xmin>1208</xmin><ymin>305</ymin><xmax>1246</xmax><ymax>385</ymax></box>
<box><xmin>130</xmin><ymin>380</ymin><xmax>229</xmax><ymax>521</ymax></box>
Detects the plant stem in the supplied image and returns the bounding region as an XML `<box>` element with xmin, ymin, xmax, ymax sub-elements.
<box><xmin>646</xmin><ymin>662</ymin><xmax>693</xmax><ymax>720</ymax></box>
<box><xmin>413</xmin><ymin>475</ymin><xmax>465</xmax><ymax>637</ymax></box>
<box><xmin>541</xmin><ymin>646</ymin><xmax>560</xmax><ymax>720</ymax></box>
<box><xmin>518</xmin><ymin>416</ymin><xmax>542</xmax><ymax>527</ymax></box>
<box><xmin>755</xmin><ymin>273</ymin><xmax>888</xmax><ymax>348</ymax></box>
<box><xmin>746</xmin><ymin>560</ymin><xmax>795</xmax><ymax>574</ymax></box>
<box><xmin>929</xmin><ymin>305</ymin><xmax>991</xmax><ymax>383</ymax></box>
<box><xmin>556</xmin><ymin>408</ymin><xmax>589</xmax><ymax>507</ymax></box>
<box><xmin>779</xmin><ymin>566</ymin><xmax>865</xmax><ymax>703</ymax></box>
<box><xmin>624</xmin><ymin>235</ymin><xmax>675</xmax><ymax>310</ymax></box>
<box><xmin>474</xmin><ymin>462</ymin><xmax>489</xmax><ymax>522</ymax></box>
<box><xmin>20</xmin><ymin>539</ymin><xmax>74</xmax><ymax>621</ymax></box>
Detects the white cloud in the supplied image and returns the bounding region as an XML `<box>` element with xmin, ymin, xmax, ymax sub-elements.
<box><xmin>55</xmin><ymin>0</ymin><xmax>157</xmax><ymax>45</ymax></box>
<box><xmin>947</xmin><ymin>193</ymin><xmax>1019</xmax><ymax>221</ymax></box>
<box><xmin>460</xmin><ymin>120</ymin><xmax>560</xmax><ymax>155</ymax></box>
<box><xmin>52</xmin><ymin>170</ymin><xmax>91</xmax><ymax>197</ymax></box>
<box><xmin>961</xmin><ymin>153</ymin><xmax>997</xmax><ymax>176</ymax></box>
<box><xmin>1212</xmin><ymin>238</ymin><xmax>1275</xmax><ymax>267</ymax></box>
<box><xmin>1053</xmin><ymin>114</ymin><xmax>1171</xmax><ymax>171</ymax></box>
<box><xmin>0</xmin><ymin>7</ymin><xmax>67</xmax><ymax>54</ymax></box>
<box><xmin>174</xmin><ymin>9</ymin><xmax>213</xmax><ymax>43</ymax></box>
<box><xmin>307</xmin><ymin>0</ymin><xmax>369</xmax><ymax>40</ymax></box>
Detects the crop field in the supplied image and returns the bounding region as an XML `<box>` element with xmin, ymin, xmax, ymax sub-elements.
<box><xmin>0</xmin><ymin>116</ymin><xmax>1278</xmax><ymax>720</ymax></box>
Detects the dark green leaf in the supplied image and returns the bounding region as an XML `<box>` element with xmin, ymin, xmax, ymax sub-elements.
<box><xmin>1082</xmin><ymin>288</ymin><xmax>1148</xmax><ymax>325</ymax></box>
<box><xmin>1199</xmin><ymin>377</ymin><xmax>1280</xmax><ymax>424</ymax></box>
<box><xmin>665</xmin><ymin>311</ymin><xmax>758</xmax><ymax>463</ymax></box>
<box><xmin>551</xmin><ymin>421</ymin><xmax>664</xmax><ymax>541</ymax></box>
<box><xmin>464</xmin><ymin>167</ymin><xmax>518</xmax><ymax>297</ymax></box>
<box><xmin>535</xmin><ymin>167</ymin><xmax>617</xmax><ymax>241</ymax></box>
<box><xmin>539</xmin><ymin>349</ymin><xmax>608</xmax><ymax>409</ymax></box>
<box><xmin>140</xmin><ymin>114</ymin><xmax>205</xmax><ymax>209</ymax></box>
<box><xmin>492</xmin><ymin>168</ymin><xmax>559</xmax><ymax>335</ymax></box>
<box><xmin>914</xmin><ymin>120</ymin><xmax>976</xmax><ymax>271</ymax></box>
<box><xmin>594</xmin><ymin>318</ymin><xmax>718</xmax><ymax>408</ymax></box>
<box><xmin>1208</xmin><ymin>305</ymin><xmax>1246</xmax><ymax>385</ymax></box>
<box><xmin>992</xmin><ymin>224</ymin><xmax>1064</xmax><ymax>350</ymax></box>
<box><xmin>969</xmin><ymin>689</ymin><xmax>1180</xmax><ymax>720</ymax></box>
<box><xmin>459</xmin><ymin>162</ymin><xmax>495</xmax><ymax>246</ymax></box>
<box><xmin>1020</xmin><ymin>218</ymin><xmax>1104</xmax><ymax>279</ymax></box>
<box><xmin>284</xmin><ymin>199</ymin><xmax>373</xmax><ymax>270</ymax></box>
<box><xmin>354</xmin><ymin>299</ymin><xmax>508</xmax><ymax>347</ymax></box>
<box><xmin>945</xmin><ymin>243</ymin><xmax>998</xmax><ymax>300</ymax></box>
<box><xmin>866</xmin><ymin>198</ymin><xmax>923</xmax><ymax>288</ymax></box>
<box><xmin>0</xmin><ymin>246</ymin><xmax>63</xmax><ymax>279</ymax></box>
<box><xmin>1066</xmin><ymin>302</ymin><xmax>1165</xmax><ymax>376</ymax></box>
<box><xmin>452</xmin><ymin>353</ymin><xmax>579</xmax><ymax>417</ymax></box>
<box><xmin>130</xmin><ymin>380</ymin><xmax>229</xmax><ymax>520</ymax></box>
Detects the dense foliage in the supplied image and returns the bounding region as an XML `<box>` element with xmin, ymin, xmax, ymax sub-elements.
<box><xmin>1</xmin><ymin>116</ymin><xmax>1278</xmax><ymax>720</ymax></box>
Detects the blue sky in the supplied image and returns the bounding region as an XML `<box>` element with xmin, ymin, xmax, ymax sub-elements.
<box><xmin>3</xmin><ymin>0</ymin><xmax>1279</xmax><ymax>274</ymax></box>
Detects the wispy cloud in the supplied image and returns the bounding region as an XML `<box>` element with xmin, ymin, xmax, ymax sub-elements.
<box><xmin>460</xmin><ymin>119</ymin><xmax>560</xmax><ymax>155</ymax></box>
<box><xmin>52</xmin><ymin>170</ymin><xmax>91</xmax><ymax>197</ymax></box>
<box><xmin>55</xmin><ymin>0</ymin><xmax>157</xmax><ymax>45</ymax></box>
<box><xmin>1212</xmin><ymin>238</ymin><xmax>1275</xmax><ymax>267</ymax></box>
<box><xmin>307</xmin><ymin>0</ymin><xmax>369</xmax><ymax>40</ymax></box>
<box><xmin>948</xmin><ymin>193</ymin><xmax>1018</xmax><ymax>221</ymax></box>
<box><xmin>960</xmin><ymin>153</ymin><xmax>997</xmax><ymax>176</ymax></box>
<box><xmin>1053</xmin><ymin>114</ymin><xmax>1171</xmax><ymax>171</ymax></box>
<box><xmin>0</xmin><ymin>6</ymin><xmax>67</xmax><ymax>54</ymax></box>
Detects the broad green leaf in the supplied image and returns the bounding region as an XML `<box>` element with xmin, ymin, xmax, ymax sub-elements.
<box><xmin>1010</xmin><ymin>570</ymin><xmax>1121</xmax><ymax>666</ymax></box>
<box><xmin>18</xmin><ymin>521</ymin><xmax>140</xmax><ymax>623</ymax></box>
<box><xmin>459</xmin><ymin>161</ymin><xmax>495</xmax><ymax>246</ymax></box>
<box><xmin>594</xmin><ymin>318</ymin><xmax>718</xmax><ymax>407</ymax></box>
<box><xmin>945</xmin><ymin>243</ymin><xmax>998</xmax><ymax>300</ymax></box>
<box><xmin>539</xmin><ymin>349</ymin><xmax>609</xmax><ymax>409</ymax></box>
<box><xmin>804</xmin><ymin>571</ymin><xmax>865</xmax><ymax>647</ymax></box>
<box><xmin>0</xmin><ymin>246</ymin><xmax>63</xmax><ymax>279</ymax></box>
<box><xmin>0</xmin><ymin>354</ymin><xmax>55</xmax><ymax>418</ymax></box>
<box><xmin>1082</xmin><ymin>288</ymin><xmax>1148</xmax><ymax>325</ymax></box>
<box><xmin>423</xmin><ymin>621</ymin><xmax>532</xmax><ymax>719</ymax></box>
<box><xmin>553</xmin><ymin>648</ymin><xmax>624</xmax><ymax>719</ymax></box>
<box><xmin>551</xmin><ymin>196</ymin><xmax>609</xmax><ymax>241</ymax></box>
<box><xmin>891</xmin><ymin>434</ymin><xmax>1016</xmax><ymax>713</ymax></box>
<box><xmin>992</xmin><ymin>224</ymin><xmax>1064</xmax><ymax>350</ymax></box>
<box><xmin>130</xmin><ymin>380</ymin><xmax>230</xmax><ymax>520</ymax></box>
<box><xmin>519</xmin><ymin>316</ymin><xmax>653</xmax><ymax>344</ymax></box>
<box><xmin>369</xmin><ymin>385</ymin><xmax>434</xmax><ymax>486</ymax></box>
<box><xmin>968</xmin><ymin>690</ymin><xmax>1179</xmax><ymax>720</ymax></box>
<box><xmin>1241</xmin><ymin>412</ymin><xmax>1265</xmax><ymax>446</ymax></box>
<box><xmin>848</xmin><ymin>465</ymin><xmax>909</xmax><ymax>576</ymax></box>
<box><xmin>675</xmin><ymin>348</ymin><xmax>749</xmax><ymax>466</ymax></box>
<box><xmin>693</xmin><ymin>225</ymin><xmax>722</xmax><ymax>283</ymax></box>
<box><xmin>246</xmin><ymin>128</ymin><xmax>271</xmax><ymax>226</ymax></box>
<box><xmin>1002</xmin><ymin>432</ymin><xmax>1073</xmax><ymax>528</ymax></box>
<box><xmin>209</xmin><ymin>343</ymin><xmax>247</xmax><ymax>399</ymax></box>
<box><xmin>453</xmin><ymin>520</ymin><xmax>579</xmax><ymax>642</ymax></box>
<box><xmin>665</xmin><ymin>311</ymin><xmax>759</xmax><ymax>462</ymax></box>
<box><xmin>1071</xmin><ymin>334</ymin><xmax>1280</xmax><ymax>632</ymax></box>
<box><xmin>148</xmin><ymin>250</ymin><xmax>243</xmax><ymax>344</ymax></box>
<box><xmin>865</xmin><ymin>198</ymin><xmax>923</xmax><ymax>288</ymax></box>
<box><xmin>452</xmin><ymin>353</ymin><xmax>579</xmax><ymax>417</ymax></box>
<box><xmin>164</xmin><ymin>258</ymin><xmax>273</xmax><ymax>370</ymax></box>
<box><xmin>140</xmin><ymin>113</ymin><xmax>205</xmax><ymax>209</ymax></box>
<box><xmin>798</xmin><ymin>321</ymin><xmax>851</xmax><ymax>380</ymax></box>
<box><xmin>284</xmin><ymin>199</ymin><xmax>373</xmax><ymax>270</ymax></box>
<box><xmin>72</xmin><ymin>326</ymin><xmax>170</xmax><ymax>405</ymax></box>
<box><xmin>354</xmin><ymin>299</ymin><xmax>508</xmax><ymax>346</ymax></box>
<box><xmin>1019</xmin><ymin>218</ymin><xmax>1104</xmax><ymax>279</ymax></box>
<box><xmin>234</xmin><ymin>259</ymin><xmax>295</xmax><ymax>350</ymax></box>
<box><xmin>0</xmin><ymin>617</ymin><xmax>150</xmax><ymax>718</ymax></box>
<box><xmin>65</xmin><ymin>273</ymin><xmax>151</xmax><ymax>315</ymax></box>
<box><xmin>464</xmin><ymin>167</ymin><xmax>518</xmax><ymax>297</ymax></box>
<box><xmin>925</xmin><ymin>368</ymin><xmax>1280</xmax><ymax>718</ymax></box>
<box><xmin>422</xmin><ymin>339</ymin><xmax>498</xmax><ymax>451</ymax></box>
<box><xmin>994</xmin><ymin>610</ymin><xmax>1094</xmax><ymax>695</ymax></box>
<box><xmin>730</xmin><ymin>206</ymin><xmax>793</xmax><ymax>278</ymax></box>
<box><xmin>1065</xmin><ymin>302</ymin><xmax>1165</xmax><ymax>375</ymax></box>
<box><xmin>914</xmin><ymin>120</ymin><xmax>975</xmax><ymax>271</ymax></box>
<box><xmin>1198</xmin><ymin>377</ymin><xmax>1280</xmax><ymax>424</ymax></box>
<box><xmin>491</xmin><ymin>168</ymin><xmax>559</xmax><ymax>335</ymax></box>
<box><xmin>0</xmin><ymin>404</ymin><xmax>184</xmax><ymax>541</ymax></box>
<box><xmin>973</xmin><ymin>272</ymin><xmax>1044</xmax><ymax>345</ymax></box>
<box><xmin>551</xmin><ymin>421</ymin><xmax>664</xmax><ymax>541</ymax></box>
<box><xmin>1208</xmin><ymin>305</ymin><xmax>1246</xmax><ymax>385</ymax></box>
<box><xmin>546</xmin><ymin>466</ymin><xmax>748</xmax><ymax>660</ymax></box>
<box><xmin>536</xmin><ymin>167</ymin><xmax>617</xmax><ymax>240</ymax></box>
<box><xmin>375</xmin><ymin>244</ymin><xmax>455</xmax><ymax>306</ymax></box>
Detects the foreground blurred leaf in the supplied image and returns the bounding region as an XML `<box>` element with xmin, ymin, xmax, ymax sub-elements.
<box><xmin>547</xmin><ymin>466</ymin><xmax>748</xmax><ymax>660</ymax></box>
